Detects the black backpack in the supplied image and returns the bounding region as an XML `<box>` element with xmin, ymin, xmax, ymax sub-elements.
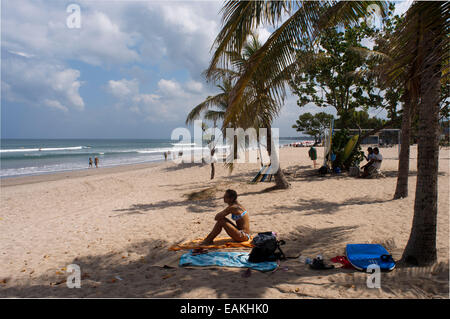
<box><xmin>248</xmin><ymin>232</ymin><xmax>286</xmax><ymax>263</ymax></box>
<box><xmin>318</xmin><ymin>165</ymin><xmax>328</xmax><ymax>175</ymax></box>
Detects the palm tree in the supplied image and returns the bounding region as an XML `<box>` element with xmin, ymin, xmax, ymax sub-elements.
<box><xmin>232</xmin><ymin>33</ymin><xmax>291</xmax><ymax>188</ymax></box>
<box><xmin>351</xmin><ymin>13</ymin><xmax>419</xmax><ymax>200</ymax></box>
<box><xmin>186</xmin><ymin>77</ymin><xmax>232</xmax><ymax>179</ymax></box>
<box><xmin>207</xmin><ymin>1</ymin><xmax>388</xmax><ymax>126</ymax></box>
<box><xmin>188</xmin><ymin>34</ymin><xmax>290</xmax><ymax>187</ymax></box>
<box><xmin>207</xmin><ymin>0</ymin><xmax>449</xmax><ymax>266</ymax></box>
<box><xmin>387</xmin><ymin>1</ymin><xmax>449</xmax><ymax>266</ymax></box>
<box><xmin>207</xmin><ymin>1</ymin><xmax>388</xmax><ymax>188</ymax></box>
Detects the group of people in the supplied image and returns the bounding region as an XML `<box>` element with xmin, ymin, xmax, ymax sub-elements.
<box><xmin>306</xmin><ymin>144</ymin><xmax>383</xmax><ymax>177</ymax></box>
<box><xmin>360</xmin><ymin>147</ymin><xmax>383</xmax><ymax>178</ymax></box>
<box><xmin>89</xmin><ymin>157</ymin><xmax>99</xmax><ymax>168</ymax></box>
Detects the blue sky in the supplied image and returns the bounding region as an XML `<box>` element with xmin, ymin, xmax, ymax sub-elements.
<box><xmin>1</xmin><ymin>0</ymin><xmax>411</xmax><ymax>139</ymax></box>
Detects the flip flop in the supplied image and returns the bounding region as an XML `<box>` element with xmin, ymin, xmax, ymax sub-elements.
<box><xmin>330</xmin><ymin>256</ymin><xmax>354</xmax><ymax>269</ymax></box>
<box><xmin>309</xmin><ymin>258</ymin><xmax>335</xmax><ymax>270</ymax></box>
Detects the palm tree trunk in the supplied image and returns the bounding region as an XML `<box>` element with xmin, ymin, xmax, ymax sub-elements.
<box><xmin>210</xmin><ymin>163</ymin><xmax>215</xmax><ymax>179</ymax></box>
<box><xmin>394</xmin><ymin>88</ymin><xmax>412</xmax><ymax>199</ymax></box>
<box><xmin>267</xmin><ymin>124</ymin><xmax>290</xmax><ymax>189</ymax></box>
<box><xmin>401</xmin><ymin>11</ymin><xmax>441</xmax><ymax>266</ymax></box>
<box><xmin>210</xmin><ymin>148</ymin><xmax>216</xmax><ymax>180</ymax></box>
<box><xmin>274</xmin><ymin>168</ymin><xmax>290</xmax><ymax>189</ymax></box>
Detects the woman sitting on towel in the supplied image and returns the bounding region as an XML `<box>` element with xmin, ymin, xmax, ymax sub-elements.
<box><xmin>202</xmin><ymin>189</ymin><xmax>250</xmax><ymax>245</ymax></box>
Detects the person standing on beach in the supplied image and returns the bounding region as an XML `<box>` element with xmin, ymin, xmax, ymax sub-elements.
<box><xmin>89</xmin><ymin>157</ymin><xmax>93</xmax><ymax>168</ymax></box>
<box><xmin>94</xmin><ymin>156</ymin><xmax>99</xmax><ymax>168</ymax></box>
<box><xmin>308</xmin><ymin>145</ymin><xmax>317</xmax><ymax>168</ymax></box>
<box><xmin>201</xmin><ymin>189</ymin><xmax>250</xmax><ymax>245</ymax></box>
<box><xmin>164</xmin><ymin>152</ymin><xmax>168</xmax><ymax>161</ymax></box>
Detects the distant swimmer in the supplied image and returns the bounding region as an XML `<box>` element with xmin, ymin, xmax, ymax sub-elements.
<box><xmin>89</xmin><ymin>157</ymin><xmax>93</xmax><ymax>168</ymax></box>
<box><xmin>94</xmin><ymin>156</ymin><xmax>99</xmax><ymax>168</ymax></box>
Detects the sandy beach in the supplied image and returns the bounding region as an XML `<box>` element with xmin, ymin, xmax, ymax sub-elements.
<box><xmin>0</xmin><ymin>145</ymin><xmax>448</xmax><ymax>298</ymax></box>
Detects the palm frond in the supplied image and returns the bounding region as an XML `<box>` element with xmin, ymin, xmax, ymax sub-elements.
<box><xmin>185</xmin><ymin>93</ymin><xmax>227</xmax><ymax>125</ymax></box>
<box><xmin>219</xmin><ymin>1</ymin><xmax>388</xmax><ymax>128</ymax></box>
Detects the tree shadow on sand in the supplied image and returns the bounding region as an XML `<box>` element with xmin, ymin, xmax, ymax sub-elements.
<box><xmin>0</xmin><ymin>225</ymin><xmax>354</xmax><ymax>298</ymax></box>
<box><xmin>0</xmin><ymin>224</ymin><xmax>447</xmax><ymax>298</ymax></box>
<box><xmin>111</xmin><ymin>198</ymin><xmax>220</xmax><ymax>216</ymax></box>
<box><xmin>255</xmin><ymin>197</ymin><xmax>392</xmax><ymax>217</ymax></box>
<box><xmin>163</xmin><ymin>162</ymin><xmax>204</xmax><ymax>172</ymax></box>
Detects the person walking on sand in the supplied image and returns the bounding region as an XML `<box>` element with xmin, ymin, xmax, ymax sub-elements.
<box><xmin>94</xmin><ymin>156</ymin><xmax>99</xmax><ymax>168</ymax></box>
<box><xmin>201</xmin><ymin>189</ymin><xmax>250</xmax><ymax>245</ymax></box>
<box><xmin>308</xmin><ymin>145</ymin><xmax>318</xmax><ymax>168</ymax></box>
<box><xmin>89</xmin><ymin>157</ymin><xmax>93</xmax><ymax>168</ymax></box>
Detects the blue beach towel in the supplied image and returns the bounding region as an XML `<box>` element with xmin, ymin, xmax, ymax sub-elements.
<box><xmin>179</xmin><ymin>251</ymin><xmax>278</xmax><ymax>272</ymax></box>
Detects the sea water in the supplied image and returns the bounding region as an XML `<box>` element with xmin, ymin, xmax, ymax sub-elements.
<box><xmin>0</xmin><ymin>137</ymin><xmax>312</xmax><ymax>178</ymax></box>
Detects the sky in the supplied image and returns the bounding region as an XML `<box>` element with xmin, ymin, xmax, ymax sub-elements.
<box><xmin>1</xmin><ymin>0</ymin><xmax>412</xmax><ymax>139</ymax></box>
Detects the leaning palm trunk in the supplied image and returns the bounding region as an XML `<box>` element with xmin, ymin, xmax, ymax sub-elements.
<box><xmin>274</xmin><ymin>168</ymin><xmax>290</xmax><ymax>189</ymax></box>
<box><xmin>401</xmin><ymin>11</ymin><xmax>442</xmax><ymax>266</ymax></box>
<box><xmin>267</xmin><ymin>125</ymin><xmax>290</xmax><ymax>189</ymax></box>
<box><xmin>394</xmin><ymin>88</ymin><xmax>412</xmax><ymax>199</ymax></box>
<box><xmin>210</xmin><ymin>148</ymin><xmax>216</xmax><ymax>180</ymax></box>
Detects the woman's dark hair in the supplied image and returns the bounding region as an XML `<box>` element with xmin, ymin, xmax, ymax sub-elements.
<box><xmin>225</xmin><ymin>189</ymin><xmax>238</xmax><ymax>203</ymax></box>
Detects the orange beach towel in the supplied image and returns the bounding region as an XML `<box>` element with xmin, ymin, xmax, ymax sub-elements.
<box><xmin>168</xmin><ymin>237</ymin><xmax>254</xmax><ymax>251</ymax></box>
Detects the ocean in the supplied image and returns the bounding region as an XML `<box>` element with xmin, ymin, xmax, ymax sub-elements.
<box><xmin>0</xmin><ymin>137</ymin><xmax>313</xmax><ymax>178</ymax></box>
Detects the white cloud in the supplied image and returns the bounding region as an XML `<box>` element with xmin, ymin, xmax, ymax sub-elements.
<box><xmin>2</xmin><ymin>0</ymin><xmax>140</xmax><ymax>67</ymax></box>
<box><xmin>106</xmin><ymin>77</ymin><xmax>217</xmax><ymax>123</ymax></box>
<box><xmin>2</xmin><ymin>55</ymin><xmax>85</xmax><ymax>112</ymax></box>
<box><xmin>118</xmin><ymin>1</ymin><xmax>221</xmax><ymax>79</ymax></box>
<box><xmin>157</xmin><ymin>79</ymin><xmax>184</xmax><ymax>97</ymax></box>
<box><xmin>44</xmin><ymin>99</ymin><xmax>68</xmax><ymax>112</ymax></box>
<box><xmin>185</xmin><ymin>80</ymin><xmax>204</xmax><ymax>93</ymax></box>
<box><xmin>133</xmin><ymin>93</ymin><xmax>160</xmax><ymax>105</ymax></box>
<box><xmin>107</xmin><ymin>78</ymin><xmax>140</xmax><ymax>98</ymax></box>
<box><xmin>7</xmin><ymin>50</ymin><xmax>35</xmax><ymax>58</ymax></box>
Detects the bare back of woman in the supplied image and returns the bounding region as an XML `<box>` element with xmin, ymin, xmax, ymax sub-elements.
<box><xmin>202</xmin><ymin>190</ymin><xmax>251</xmax><ymax>245</ymax></box>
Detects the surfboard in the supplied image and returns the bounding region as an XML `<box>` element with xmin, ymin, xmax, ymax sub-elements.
<box><xmin>346</xmin><ymin>244</ymin><xmax>396</xmax><ymax>271</ymax></box>
<box><xmin>251</xmin><ymin>165</ymin><xmax>268</xmax><ymax>183</ymax></box>
<box><xmin>261</xmin><ymin>170</ymin><xmax>271</xmax><ymax>182</ymax></box>
<box><xmin>341</xmin><ymin>134</ymin><xmax>359</xmax><ymax>163</ymax></box>
<box><xmin>323</xmin><ymin>120</ymin><xmax>334</xmax><ymax>166</ymax></box>
<box><xmin>258</xmin><ymin>165</ymin><xmax>271</xmax><ymax>182</ymax></box>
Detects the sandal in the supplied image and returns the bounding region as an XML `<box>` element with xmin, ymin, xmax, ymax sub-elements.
<box><xmin>309</xmin><ymin>257</ymin><xmax>335</xmax><ymax>270</ymax></box>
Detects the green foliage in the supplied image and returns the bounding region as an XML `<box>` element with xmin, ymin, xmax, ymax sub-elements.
<box><xmin>370</xmin><ymin>5</ymin><xmax>405</xmax><ymax>122</ymax></box>
<box><xmin>207</xmin><ymin>1</ymin><xmax>389</xmax><ymax>129</ymax></box>
<box><xmin>334</xmin><ymin>109</ymin><xmax>387</xmax><ymax>129</ymax></box>
<box><xmin>292</xmin><ymin>112</ymin><xmax>334</xmax><ymax>142</ymax></box>
<box><xmin>289</xmin><ymin>23</ymin><xmax>383</xmax><ymax>128</ymax></box>
<box><xmin>330</xmin><ymin>129</ymin><xmax>364</xmax><ymax>170</ymax></box>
